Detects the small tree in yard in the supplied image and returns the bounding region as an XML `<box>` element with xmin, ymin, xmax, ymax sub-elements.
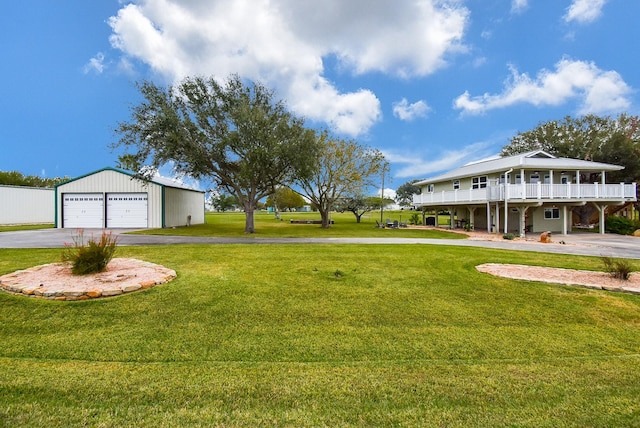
<box><xmin>334</xmin><ymin>193</ymin><xmax>379</xmax><ymax>223</ymax></box>
<box><xmin>113</xmin><ymin>74</ymin><xmax>318</xmax><ymax>233</ymax></box>
<box><xmin>295</xmin><ymin>131</ymin><xmax>386</xmax><ymax>228</ymax></box>
<box><xmin>266</xmin><ymin>187</ymin><xmax>306</xmax><ymax>215</ymax></box>
<box><xmin>210</xmin><ymin>192</ymin><xmax>238</xmax><ymax>212</ymax></box>
<box><xmin>396</xmin><ymin>180</ymin><xmax>421</xmax><ymax>207</ymax></box>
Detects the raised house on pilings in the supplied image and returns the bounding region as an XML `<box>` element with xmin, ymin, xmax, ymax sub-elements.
<box><xmin>412</xmin><ymin>150</ymin><xmax>637</xmax><ymax>236</ymax></box>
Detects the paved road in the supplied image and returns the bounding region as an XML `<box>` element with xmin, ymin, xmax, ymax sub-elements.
<box><xmin>1</xmin><ymin>228</ymin><xmax>639</xmax><ymax>259</ymax></box>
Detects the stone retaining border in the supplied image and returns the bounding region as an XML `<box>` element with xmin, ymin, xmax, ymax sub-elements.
<box><xmin>0</xmin><ymin>258</ymin><xmax>176</xmax><ymax>301</ymax></box>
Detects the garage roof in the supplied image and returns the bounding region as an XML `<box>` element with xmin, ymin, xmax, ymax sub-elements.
<box><xmin>55</xmin><ymin>167</ymin><xmax>204</xmax><ymax>193</ymax></box>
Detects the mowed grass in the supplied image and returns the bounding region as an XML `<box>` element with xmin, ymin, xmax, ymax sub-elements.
<box><xmin>1</xmin><ymin>244</ymin><xmax>640</xmax><ymax>427</ymax></box>
<box><xmin>0</xmin><ymin>224</ymin><xmax>53</xmax><ymax>232</ymax></box>
<box><xmin>132</xmin><ymin>210</ymin><xmax>467</xmax><ymax>239</ymax></box>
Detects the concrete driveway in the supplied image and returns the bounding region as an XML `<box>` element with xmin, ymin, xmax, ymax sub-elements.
<box><xmin>1</xmin><ymin>228</ymin><xmax>639</xmax><ymax>259</ymax></box>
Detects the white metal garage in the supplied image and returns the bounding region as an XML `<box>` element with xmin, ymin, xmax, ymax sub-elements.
<box><xmin>55</xmin><ymin>168</ymin><xmax>205</xmax><ymax>229</ymax></box>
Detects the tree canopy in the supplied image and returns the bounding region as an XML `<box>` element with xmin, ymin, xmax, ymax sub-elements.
<box><xmin>294</xmin><ymin>131</ymin><xmax>386</xmax><ymax>228</ymax></box>
<box><xmin>209</xmin><ymin>193</ymin><xmax>239</xmax><ymax>212</ymax></box>
<box><xmin>266</xmin><ymin>187</ymin><xmax>306</xmax><ymax>212</ymax></box>
<box><xmin>501</xmin><ymin>114</ymin><xmax>640</xmax><ymax>184</ymax></box>
<box><xmin>396</xmin><ymin>180</ymin><xmax>421</xmax><ymax>207</ymax></box>
<box><xmin>0</xmin><ymin>170</ymin><xmax>67</xmax><ymax>188</ymax></box>
<box><xmin>114</xmin><ymin>74</ymin><xmax>318</xmax><ymax>233</ymax></box>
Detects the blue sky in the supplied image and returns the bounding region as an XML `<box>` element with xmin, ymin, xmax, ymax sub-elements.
<box><xmin>1</xmin><ymin>0</ymin><xmax>638</xmax><ymax>192</ymax></box>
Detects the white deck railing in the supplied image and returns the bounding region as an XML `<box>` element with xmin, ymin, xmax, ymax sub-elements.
<box><xmin>413</xmin><ymin>182</ymin><xmax>637</xmax><ymax>206</ymax></box>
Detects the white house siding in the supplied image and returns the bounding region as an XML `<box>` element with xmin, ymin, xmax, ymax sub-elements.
<box><xmin>0</xmin><ymin>185</ymin><xmax>54</xmax><ymax>225</ymax></box>
<box><xmin>529</xmin><ymin>206</ymin><xmax>565</xmax><ymax>234</ymax></box>
<box><xmin>164</xmin><ymin>186</ymin><xmax>205</xmax><ymax>227</ymax></box>
<box><xmin>56</xmin><ymin>169</ymin><xmax>163</xmax><ymax>228</ymax></box>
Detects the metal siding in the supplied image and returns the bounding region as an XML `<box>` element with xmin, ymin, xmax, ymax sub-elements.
<box><xmin>148</xmin><ymin>185</ymin><xmax>163</xmax><ymax>228</ymax></box>
<box><xmin>56</xmin><ymin>170</ymin><xmax>163</xmax><ymax>228</ymax></box>
<box><xmin>163</xmin><ymin>187</ymin><xmax>205</xmax><ymax>227</ymax></box>
<box><xmin>0</xmin><ymin>186</ymin><xmax>55</xmax><ymax>224</ymax></box>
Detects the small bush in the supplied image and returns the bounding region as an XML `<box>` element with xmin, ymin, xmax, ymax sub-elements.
<box><xmin>602</xmin><ymin>256</ymin><xmax>633</xmax><ymax>281</ymax></box>
<box><xmin>61</xmin><ymin>229</ymin><xmax>118</xmax><ymax>275</ymax></box>
<box><xmin>409</xmin><ymin>213</ymin><xmax>421</xmax><ymax>225</ymax></box>
<box><xmin>605</xmin><ymin>216</ymin><xmax>640</xmax><ymax>235</ymax></box>
<box><xmin>503</xmin><ymin>233</ymin><xmax>516</xmax><ymax>240</ymax></box>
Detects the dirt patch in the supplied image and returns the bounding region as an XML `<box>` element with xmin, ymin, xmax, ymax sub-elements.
<box><xmin>0</xmin><ymin>258</ymin><xmax>176</xmax><ymax>300</ymax></box>
<box><xmin>477</xmin><ymin>263</ymin><xmax>640</xmax><ymax>294</ymax></box>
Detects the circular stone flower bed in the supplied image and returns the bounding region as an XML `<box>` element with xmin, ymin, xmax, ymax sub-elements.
<box><xmin>0</xmin><ymin>258</ymin><xmax>176</xmax><ymax>300</ymax></box>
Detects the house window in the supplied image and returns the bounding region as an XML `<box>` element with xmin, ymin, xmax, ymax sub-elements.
<box><xmin>472</xmin><ymin>176</ymin><xmax>488</xmax><ymax>189</ymax></box>
<box><xmin>427</xmin><ymin>184</ymin><xmax>434</xmax><ymax>193</ymax></box>
<box><xmin>515</xmin><ymin>174</ymin><xmax>522</xmax><ymax>184</ymax></box>
<box><xmin>544</xmin><ymin>208</ymin><xmax>560</xmax><ymax>219</ymax></box>
<box><xmin>530</xmin><ymin>173</ymin><xmax>540</xmax><ymax>184</ymax></box>
<box><xmin>544</xmin><ymin>174</ymin><xmax>551</xmax><ymax>184</ymax></box>
<box><xmin>561</xmin><ymin>175</ymin><xmax>570</xmax><ymax>184</ymax></box>
<box><xmin>453</xmin><ymin>180</ymin><xmax>460</xmax><ymax>190</ymax></box>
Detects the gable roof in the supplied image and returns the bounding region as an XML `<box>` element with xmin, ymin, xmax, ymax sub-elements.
<box><xmin>415</xmin><ymin>150</ymin><xmax>624</xmax><ymax>185</ymax></box>
<box><xmin>55</xmin><ymin>167</ymin><xmax>204</xmax><ymax>193</ymax></box>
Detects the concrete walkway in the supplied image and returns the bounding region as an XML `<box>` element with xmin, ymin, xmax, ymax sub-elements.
<box><xmin>1</xmin><ymin>228</ymin><xmax>639</xmax><ymax>259</ymax></box>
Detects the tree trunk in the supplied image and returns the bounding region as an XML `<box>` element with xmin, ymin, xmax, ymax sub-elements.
<box><xmin>320</xmin><ymin>208</ymin><xmax>331</xmax><ymax>228</ymax></box>
<box><xmin>349</xmin><ymin>209</ymin><xmax>363</xmax><ymax>223</ymax></box>
<box><xmin>244</xmin><ymin>202</ymin><xmax>256</xmax><ymax>233</ymax></box>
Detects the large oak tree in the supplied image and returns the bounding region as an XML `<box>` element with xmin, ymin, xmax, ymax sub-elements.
<box><xmin>114</xmin><ymin>74</ymin><xmax>318</xmax><ymax>233</ymax></box>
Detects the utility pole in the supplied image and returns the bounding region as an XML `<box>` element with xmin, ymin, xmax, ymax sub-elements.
<box><xmin>379</xmin><ymin>162</ymin><xmax>389</xmax><ymax>226</ymax></box>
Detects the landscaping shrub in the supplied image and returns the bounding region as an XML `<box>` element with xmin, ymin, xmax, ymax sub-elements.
<box><xmin>601</xmin><ymin>256</ymin><xmax>633</xmax><ymax>280</ymax></box>
<box><xmin>409</xmin><ymin>212</ymin><xmax>421</xmax><ymax>225</ymax></box>
<box><xmin>503</xmin><ymin>232</ymin><xmax>516</xmax><ymax>240</ymax></box>
<box><xmin>61</xmin><ymin>229</ymin><xmax>118</xmax><ymax>275</ymax></box>
<box><xmin>605</xmin><ymin>216</ymin><xmax>640</xmax><ymax>235</ymax></box>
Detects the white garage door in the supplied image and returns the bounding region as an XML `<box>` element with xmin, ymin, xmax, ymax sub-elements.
<box><xmin>63</xmin><ymin>193</ymin><xmax>104</xmax><ymax>228</ymax></box>
<box><xmin>106</xmin><ymin>193</ymin><xmax>148</xmax><ymax>228</ymax></box>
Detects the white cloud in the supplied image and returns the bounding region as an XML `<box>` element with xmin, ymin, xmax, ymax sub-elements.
<box><xmin>511</xmin><ymin>0</ymin><xmax>528</xmax><ymax>14</ymax></box>
<box><xmin>385</xmin><ymin>140</ymin><xmax>499</xmax><ymax>179</ymax></box>
<box><xmin>83</xmin><ymin>52</ymin><xmax>106</xmax><ymax>74</ymax></box>
<box><xmin>453</xmin><ymin>58</ymin><xmax>632</xmax><ymax>116</ymax></box>
<box><xmin>107</xmin><ymin>0</ymin><xmax>468</xmax><ymax>136</ymax></box>
<box><xmin>564</xmin><ymin>0</ymin><xmax>607</xmax><ymax>24</ymax></box>
<box><xmin>392</xmin><ymin>98</ymin><xmax>431</xmax><ymax>121</ymax></box>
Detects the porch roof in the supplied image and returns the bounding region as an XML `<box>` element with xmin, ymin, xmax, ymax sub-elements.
<box><xmin>415</xmin><ymin>150</ymin><xmax>624</xmax><ymax>185</ymax></box>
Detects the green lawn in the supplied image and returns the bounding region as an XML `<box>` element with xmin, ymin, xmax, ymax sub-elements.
<box><xmin>133</xmin><ymin>210</ymin><xmax>467</xmax><ymax>239</ymax></box>
<box><xmin>1</xmin><ymin>244</ymin><xmax>640</xmax><ymax>427</ymax></box>
<box><xmin>0</xmin><ymin>223</ymin><xmax>53</xmax><ymax>232</ymax></box>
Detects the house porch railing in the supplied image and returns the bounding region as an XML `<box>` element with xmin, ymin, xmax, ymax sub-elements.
<box><xmin>413</xmin><ymin>182</ymin><xmax>637</xmax><ymax>206</ymax></box>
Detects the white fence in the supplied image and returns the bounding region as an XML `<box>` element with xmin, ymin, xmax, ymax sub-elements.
<box><xmin>414</xmin><ymin>182</ymin><xmax>637</xmax><ymax>206</ymax></box>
